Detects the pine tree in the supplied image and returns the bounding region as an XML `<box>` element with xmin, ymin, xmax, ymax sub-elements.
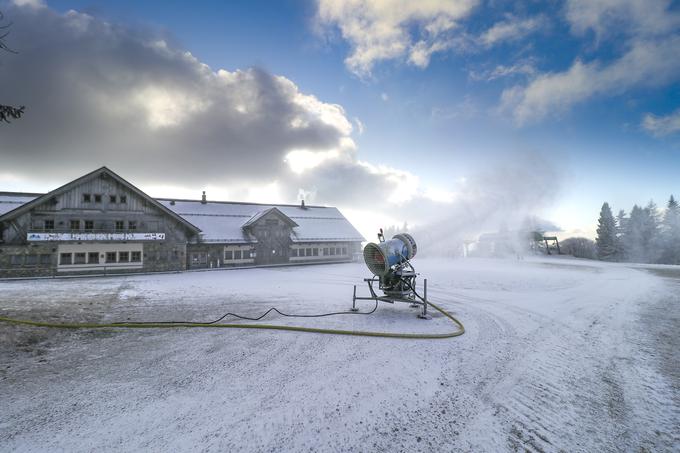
<box><xmin>626</xmin><ymin>205</ymin><xmax>646</xmax><ymax>263</ymax></box>
<box><xmin>660</xmin><ymin>195</ymin><xmax>680</xmax><ymax>264</ymax></box>
<box><xmin>643</xmin><ymin>200</ymin><xmax>661</xmax><ymax>263</ymax></box>
<box><xmin>596</xmin><ymin>202</ymin><xmax>617</xmax><ymax>261</ymax></box>
<box><xmin>615</xmin><ymin>209</ymin><xmax>628</xmax><ymax>261</ymax></box>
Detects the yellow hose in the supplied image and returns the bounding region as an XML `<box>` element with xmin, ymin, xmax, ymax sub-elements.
<box><xmin>0</xmin><ymin>300</ymin><xmax>464</xmax><ymax>339</ymax></box>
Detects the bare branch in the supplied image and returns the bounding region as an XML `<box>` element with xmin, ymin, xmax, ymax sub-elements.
<box><xmin>0</xmin><ymin>10</ymin><xmax>17</xmax><ymax>53</ymax></box>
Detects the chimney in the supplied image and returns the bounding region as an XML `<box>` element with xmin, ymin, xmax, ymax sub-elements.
<box><xmin>300</xmin><ymin>199</ymin><xmax>306</xmax><ymax>209</ymax></box>
<box><xmin>201</xmin><ymin>191</ymin><xmax>207</xmax><ymax>204</ymax></box>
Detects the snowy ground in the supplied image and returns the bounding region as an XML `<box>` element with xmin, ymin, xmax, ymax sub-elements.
<box><xmin>0</xmin><ymin>257</ymin><xmax>678</xmax><ymax>452</ymax></box>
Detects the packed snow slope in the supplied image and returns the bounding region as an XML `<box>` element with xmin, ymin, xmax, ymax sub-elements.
<box><xmin>0</xmin><ymin>257</ymin><xmax>678</xmax><ymax>452</ymax></box>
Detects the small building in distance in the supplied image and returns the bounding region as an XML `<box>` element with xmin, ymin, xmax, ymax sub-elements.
<box><xmin>0</xmin><ymin>167</ymin><xmax>364</xmax><ymax>278</ymax></box>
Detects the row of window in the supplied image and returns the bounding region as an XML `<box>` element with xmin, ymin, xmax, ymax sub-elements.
<box><xmin>59</xmin><ymin>251</ymin><xmax>141</xmax><ymax>265</ymax></box>
<box><xmin>42</xmin><ymin>219</ymin><xmax>138</xmax><ymax>231</ymax></box>
<box><xmin>9</xmin><ymin>254</ymin><xmax>52</xmax><ymax>266</ymax></box>
<box><xmin>291</xmin><ymin>247</ymin><xmax>347</xmax><ymax>257</ymax></box>
<box><xmin>224</xmin><ymin>249</ymin><xmax>255</xmax><ymax>260</ymax></box>
<box><xmin>82</xmin><ymin>194</ymin><xmax>127</xmax><ymax>204</ymax></box>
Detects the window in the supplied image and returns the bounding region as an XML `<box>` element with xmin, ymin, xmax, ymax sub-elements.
<box><xmin>26</xmin><ymin>255</ymin><xmax>38</xmax><ymax>266</ymax></box>
<box><xmin>83</xmin><ymin>194</ymin><xmax>91</xmax><ymax>203</ymax></box>
<box><xmin>74</xmin><ymin>253</ymin><xmax>86</xmax><ymax>264</ymax></box>
<box><xmin>10</xmin><ymin>255</ymin><xmax>23</xmax><ymax>266</ymax></box>
<box><xmin>109</xmin><ymin>195</ymin><xmax>117</xmax><ymax>203</ymax></box>
<box><xmin>40</xmin><ymin>254</ymin><xmax>51</xmax><ymax>265</ymax></box>
<box><xmin>120</xmin><ymin>195</ymin><xmax>127</xmax><ymax>204</ymax></box>
<box><xmin>242</xmin><ymin>250</ymin><xmax>250</xmax><ymax>259</ymax></box>
<box><xmin>225</xmin><ymin>251</ymin><xmax>233</xmax><ymax>260</ymax></box>
<box><xmin>128</xmin><ymin>221</ymin><xmax>137</xmax><ymax>230</ymax></box>
<box><xmin>299</xmin><ymin>248</ymin><xmax>306</xmax><ymax>257</ymax></box>
<box><xmin>44</xmin><ymin>219</ymin><xmax>54</xmax><ymax>230</ymax></box>
<box><xmin>70</xmin><ymin>220</ymin><xmax>80</xmax><ymax>230</ymax></box>
<box><xmin>313</xmin><ymin>248</ymin><xmax>319</xmax><ymax>256</ymax></box>
<box><xmin>234</xmin><ymin>250</ymin><xmax>242</xmax><ymax>260</ymax></box>
<box><xmin>94</xmin><ymin>194</ymin><xmax>102</xmax><ymax>203</ymax></box>
<box><xmin>60</xmin><ymin>253</ymin><xmax>72</xmax><ymax>265</ymax></box>
<box><xmin>323</xmin><ymin>248</ymin><xmax>329</xmax><ymax>256</ymax></box>
<box><xmin>106</xmin><ymin>252</ymin><xmax>116</xmax><ymax>263</ymax></box>
<box><xmin>330</xmin><ymin>248</ymin><xmax>336</xmax><ymax>256</ymax></box>
<box><xmin>84</xmin><ymin>220</ymin><xmax>94</xmax><ymax>231</ymax></box>
<box><xmin>306</xmin><ymin>248</ymin><xmax>312</xmax><ymax>256</ymax></box>
<box><xmin>88</xmin><ymin>252</ymin><xmax>99</xmax><ymax>264</ymax></box>
<box><xmin>119</xmin><ymin>251</ymin><xmax>129</xmax><ymax>262</ymax></box>
<box><xmin>131</xmin><ymin>251</ymin><xmax>141</xmax><ymax>262</ymax></box>
<box><xmin>291</xmin><ymin>249</ymin><xmax>298</xmax><ymax>257</ymax></box>
<box><xmin>336</xmin><ymin>247</ymin><xmax>341</xmax><ymax>255</ymax></box>
<box><xmin>115</xmin><ymin>221</ymin><xmax>124</xmax><ymax>231</ymax></box>
<box><xmin>342</xmin><ymin>247</ymin><xmax>347</xmax><ymax>256</ymax></box>
<box><xmin>191</xmin><ymin>252</ymin><xmax>207</xmax><ymax>264</ymax></box>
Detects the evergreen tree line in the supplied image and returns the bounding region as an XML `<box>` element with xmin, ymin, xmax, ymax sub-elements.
<box><xmin>594</xmin><ymin>196</ymin><xmax>680</xmax><ymax>264</ymax></box>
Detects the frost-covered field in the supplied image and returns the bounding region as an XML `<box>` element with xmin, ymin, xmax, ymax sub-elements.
<box><xmin>0</xmin><ymin>257</ymin><xmax>678</xmax><ymax>452</ymax></box>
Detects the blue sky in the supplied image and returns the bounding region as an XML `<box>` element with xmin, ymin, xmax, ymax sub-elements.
<box><xmin>2</xmin><ymin>0</ymin><xmax>680</xmax><ymax>239</ymax></box>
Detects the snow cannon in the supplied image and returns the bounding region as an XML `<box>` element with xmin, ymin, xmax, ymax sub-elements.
<box><xmin>352</xmin><ymin>230</ymin><xmax>430</xmax><ymax>319</ymax></box>
<box><xmin>363</xmin><ymin>233</ymin><xmax>417</xmax><ymax>277</ymax></box>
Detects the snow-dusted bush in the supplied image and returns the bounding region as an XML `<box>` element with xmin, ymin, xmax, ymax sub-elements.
<box><xmin>561</xmin><ymin>237</ymin><xmax>597</xmax><ymax>260</ymax></box>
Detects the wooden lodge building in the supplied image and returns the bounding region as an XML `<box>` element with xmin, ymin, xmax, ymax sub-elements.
<box><xmin>0</xmin><ymin>167</ymin><xmax>364</xmax><ymax>278</ymax></box>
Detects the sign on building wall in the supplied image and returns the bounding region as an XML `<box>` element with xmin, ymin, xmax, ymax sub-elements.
<box><xmin>27</xmin><ymin>232</ymin><xmax>166</xmax><ymax>241</ymax></box>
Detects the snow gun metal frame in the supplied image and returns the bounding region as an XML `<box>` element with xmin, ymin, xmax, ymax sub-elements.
<box><xmin>352</xmin><ymin>230</ymin><xmax>431</xmax><ymax>319</ymax></box>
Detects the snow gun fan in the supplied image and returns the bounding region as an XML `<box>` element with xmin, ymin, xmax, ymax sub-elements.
<box><xmin>351</xmin><ymin>230</ymin><xmax>431</xmax><ymax>319</ymax></box>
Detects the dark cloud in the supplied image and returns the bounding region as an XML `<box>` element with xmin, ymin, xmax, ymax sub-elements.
<box><xmin>0</xmin><ymin>3</ymin><xmax>353</xmax><ymax>185</ymax></box>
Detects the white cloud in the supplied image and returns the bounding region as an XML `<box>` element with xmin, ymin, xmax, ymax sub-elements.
<box><xmin>478</xmin><ymin>15</ymin><xmax>546</xmax><ymax>47</ymax></box>
<box><xmin>316</xmin><ymin>0</ymin><xmax>477</xmax><ymax>76</ymax></box>
<box><xmin>11</xmin><ymin>0</ymin><xmax>45</xmax><ymax>8</ymax></box>
<box><xmin>353</xmin><ymin>117</ymin><xmax>365</xmax><ymax>134</ymax></box>
<box><xmin>642</xmin><ymin>109</ymin><xmax>680</xmax><ymax>137</ymax></box>
<box><xmin>497</xmin><ymin>0</ymin><xmax>680</xmax><ymax>124</ymax></box>
<box><xmin>565</xmin><ymin>0</ymin><xmax>680</xmax><ymax>40</ymax></box>
<box><xmin>381</xmin><ymin>92</ymin><xmax>389</xmax><ymax>101</ymax></box>
<box><xmin>469</xmin><ymin>61</ymin><xmax>537</xmax><ymax>82</ymax></box>
<box><xmin>501</xmin><ymin>36</ymin><xmax>680</xmax><ymax>124</ymax></box>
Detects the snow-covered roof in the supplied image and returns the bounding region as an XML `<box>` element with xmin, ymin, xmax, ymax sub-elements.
<box><xmin>157</xmin><ymin>199</ymin><xmax>365</xmax><ymax>244</ymax></box>
<box><xmin>242</xmin><ymin>207</ymin><xmax>298</xmax><ymax>229</ymax></box>
<box><xmin>0</xmin><ymin>189</ymin><xmax>364</xmax><ymax>244</ymax></box>
<box><xmin>0</xmin><ymin>193</ymin><xmax>41</xmax><ymax>216</ymax></box>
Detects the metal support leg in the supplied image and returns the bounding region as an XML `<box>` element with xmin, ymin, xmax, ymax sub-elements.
<box><xmin>418</xmin><ymin>278</ymin><xmax>431</xmax><ymax>319</ymax></box>
<box><xmin>350</xmin><ymin>285</ymin><xmax>359</xmax><ymax>311</ymax></box>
